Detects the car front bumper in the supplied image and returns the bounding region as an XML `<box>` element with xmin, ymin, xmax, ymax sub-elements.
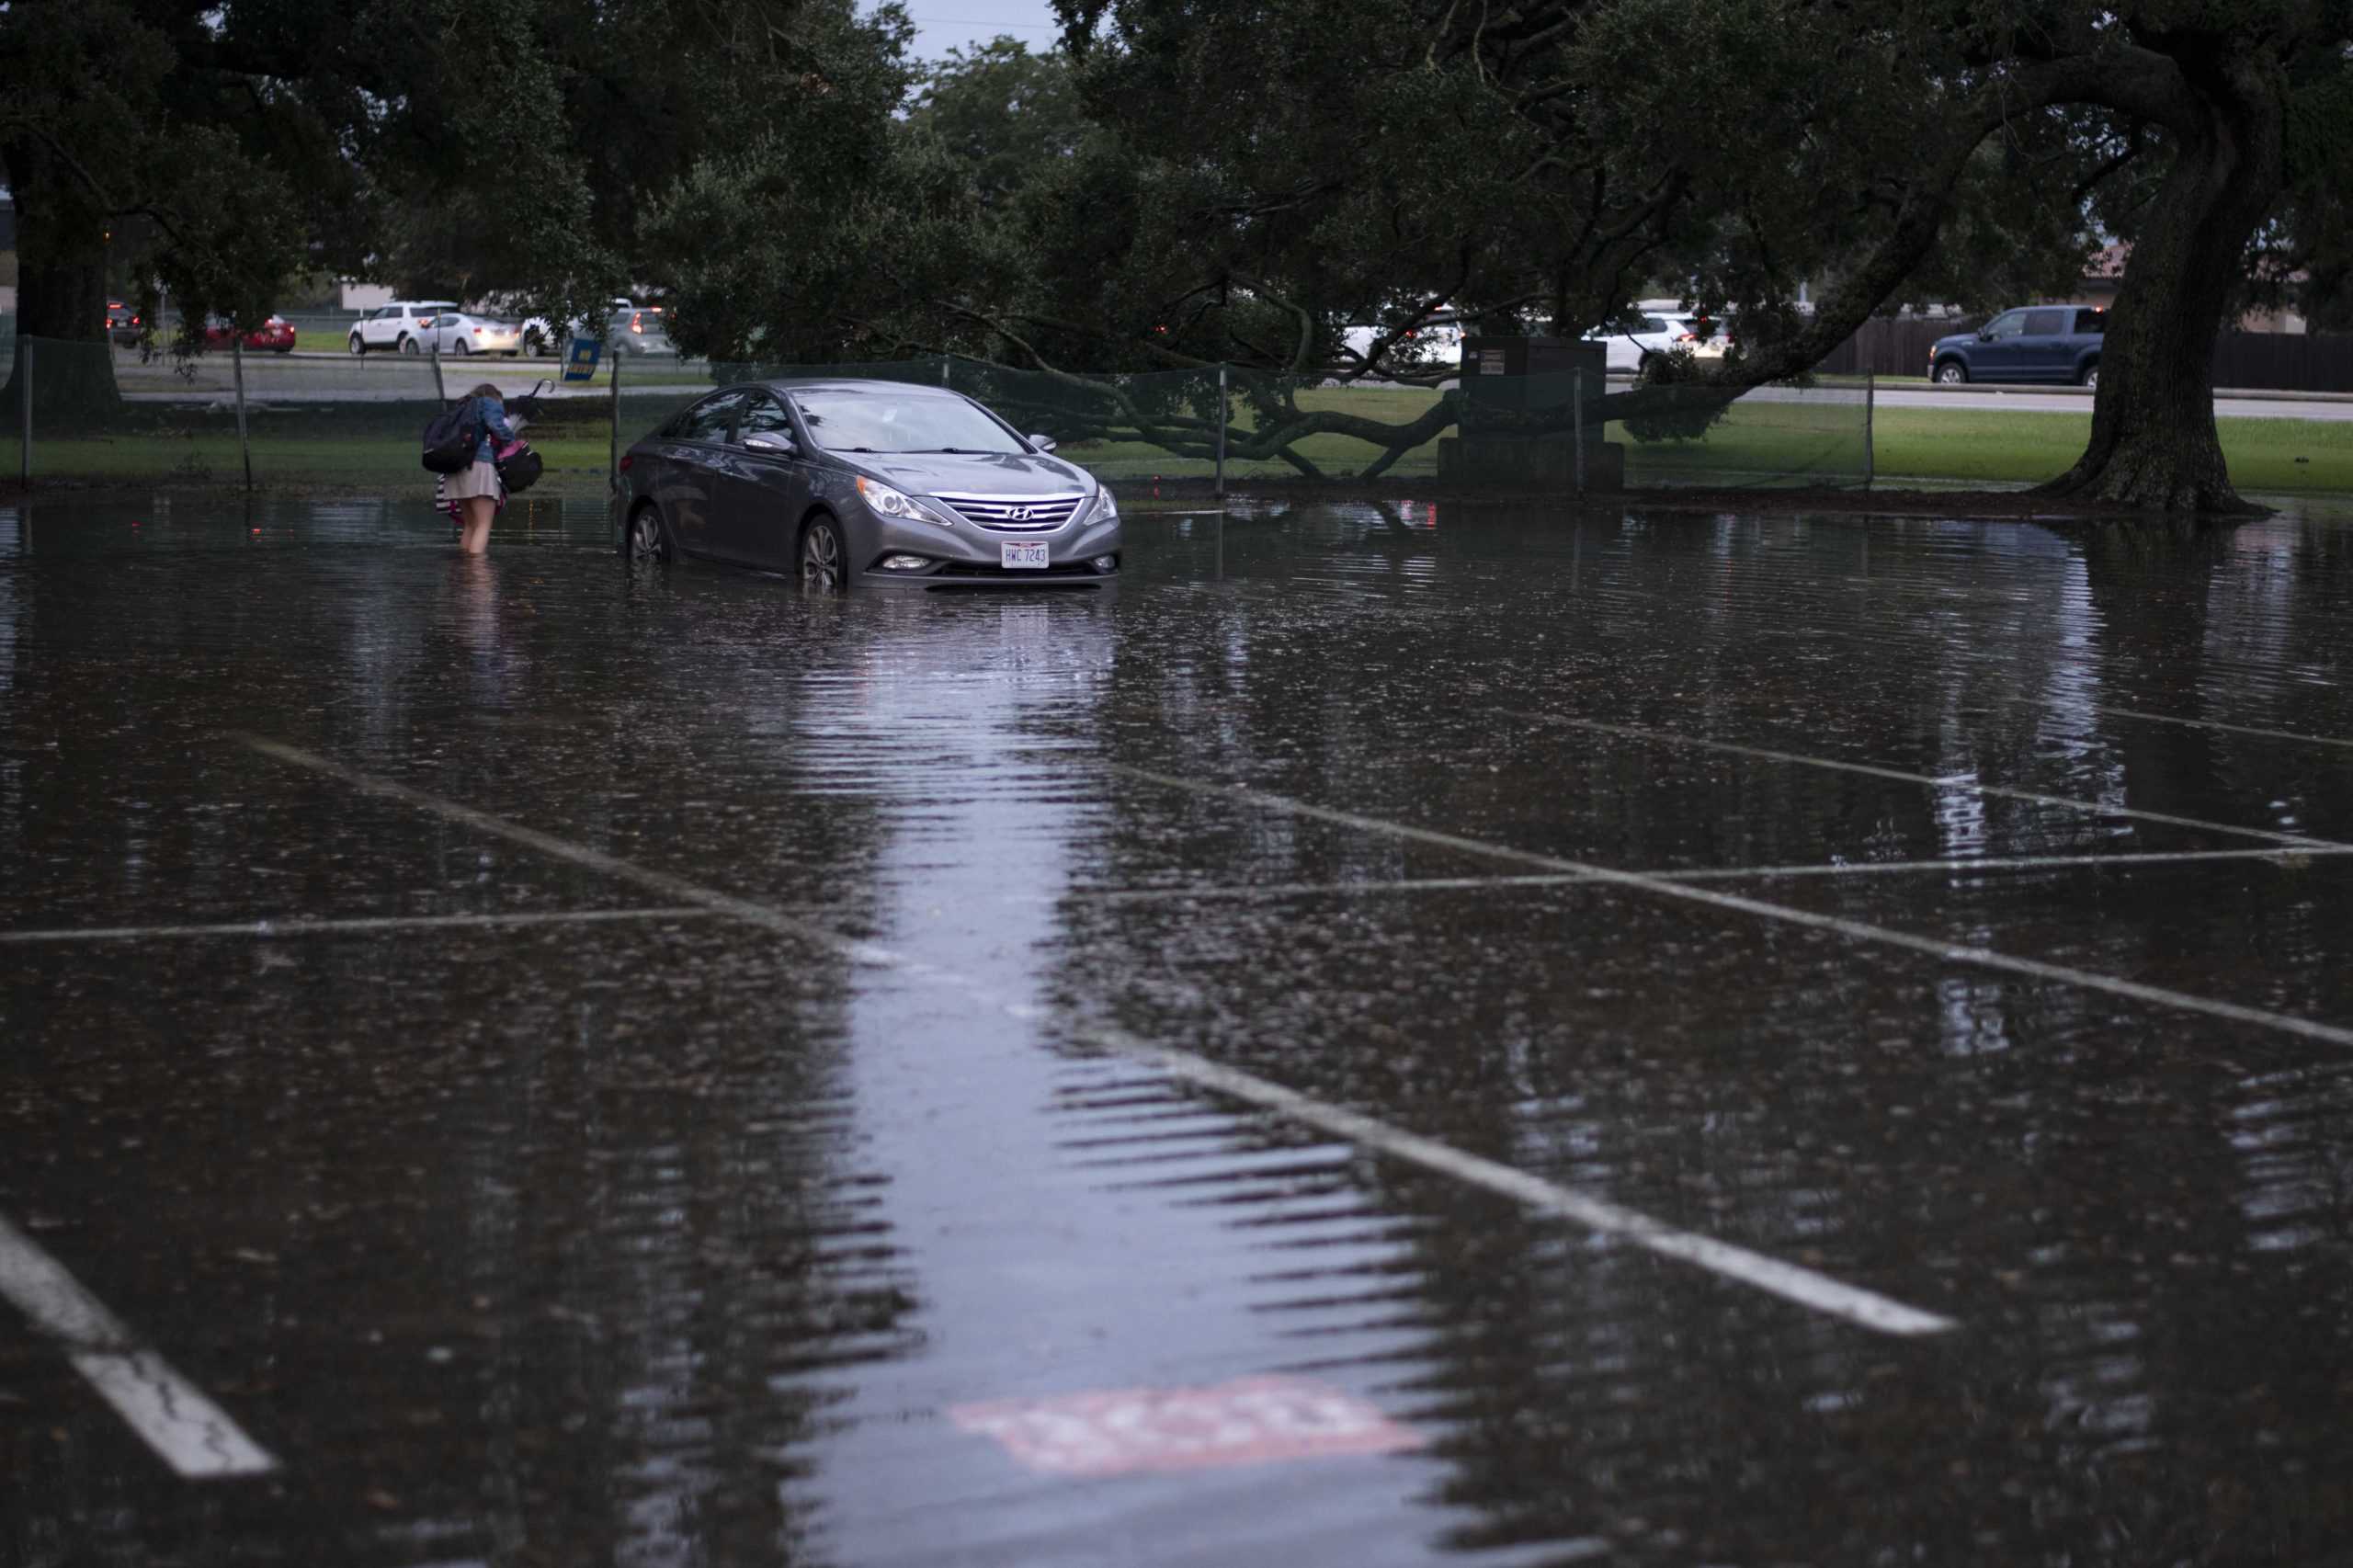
<box><xmin>855</xmin><ymin>509</ymin><xmax>1124</xmax><ymax>587</ymax></box>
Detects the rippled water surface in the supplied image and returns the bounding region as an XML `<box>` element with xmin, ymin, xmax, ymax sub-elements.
<box><xmin>5</xmin><ymin>493</ymin><xmax>2353</xmax><ymax>1565</ymax></box>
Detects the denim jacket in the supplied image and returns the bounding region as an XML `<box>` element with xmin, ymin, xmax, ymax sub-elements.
<box><xmin>469</xmin><ymin>396</ymin><xmax>517</xmax><ymax>463</ymax></box>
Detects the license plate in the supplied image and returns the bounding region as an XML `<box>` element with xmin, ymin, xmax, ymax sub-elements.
<box><xmin>1002</xmin><ymin>541</ymin><xmax>1049</xmax><ymax>569</ymax></box>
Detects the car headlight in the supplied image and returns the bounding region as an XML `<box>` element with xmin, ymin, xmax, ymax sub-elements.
<box><xmin>856</xmin><ymin>476</ymin><xmax>954</xmax><ymax>528</ymax></box>
<box><xmin>1089</xmin><ymin>485</ymin><xmax>1119</xmax><ymax>522</ymax></box>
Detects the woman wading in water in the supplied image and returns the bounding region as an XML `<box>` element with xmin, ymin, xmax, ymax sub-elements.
<box><xmin>437</xmin><ymin>383</ymin><xmax>519</xmax><ymax>554</ymax></box>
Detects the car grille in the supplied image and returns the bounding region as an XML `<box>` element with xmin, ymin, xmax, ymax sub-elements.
<box><xmin>933</xmin><ymin>493</ymin><xmax>1088</xmax><ymax>533</ymax></box>
<box><xmin>926</xmin><ymin>560</ymin><xmax>1105</xmax><ymax>583</ymax></box>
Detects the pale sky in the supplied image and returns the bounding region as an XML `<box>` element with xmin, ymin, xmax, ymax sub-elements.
<box><xmin>892</xmin><ymin>0</ymin><xmax>1066</xmax><ymax>61</ymax></box>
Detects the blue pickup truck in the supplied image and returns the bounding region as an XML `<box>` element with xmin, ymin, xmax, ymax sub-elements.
<box><xmin>1928</xmin><ymin>306</ymin><xmax>2105</xmax><ymax>388</ymax></box>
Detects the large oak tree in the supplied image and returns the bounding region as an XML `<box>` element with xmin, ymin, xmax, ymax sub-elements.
<box><xmin>1032</xmin><ymin>0</ymin><xmax>2352</xmax><ymax>510</ymax></box>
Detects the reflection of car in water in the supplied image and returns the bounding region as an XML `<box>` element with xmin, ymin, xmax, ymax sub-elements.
<box><xmin>618</xmin><ymin>378</ymin><xmax>1123</xmax><ymax>592</ymax></box>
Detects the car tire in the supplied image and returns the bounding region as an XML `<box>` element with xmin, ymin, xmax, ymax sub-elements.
<box><xmin>2079</xmin><ymin>362</ymin><xmax>2099</xmax><ymax>390</ymax></box>
<box><xmin>453</xmin><ymin>338</ymin><xmax>472</xmax><ymax>356</ymax></box>
<box><xmin>801</xmin><ymin>515</ymin><xmax>847</xmax><ymax>595</ymax></box>
<box><xmin>621</xmin><ymin>503</ymin><xmax>671</xmax><ymax>563</ymax></box>
<box><xmin>348</xmin><ymin>335</ymin><xmax>367</xmax><ymax>357</ymax></box>
<box><xmin>399</xmin><ymin>335</ymin><xmax>420</xmax><ymax>356</ymax></box>
<box><xmin>523</xmin><ymin>330</ymin><xmax>545</xmax><ymax>357</ymax></box>
<box><xmin>1933</xmin><ymin>360</ymin><xmax>1969</xmax><ymax>384</ymax></box>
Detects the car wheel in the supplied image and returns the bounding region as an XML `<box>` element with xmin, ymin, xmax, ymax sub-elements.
<box><xmin>2079</xmin><ymin>362</ymin><xmax>2099</xmax><ymax>390</ymax></box>
<box><xmin>1934</xmin><ymin>360</ymin><xmax>1968</xmax><ymax>384</ymax></box>
<box><xmin>348</xmin><ymin>335</ymin><xmax>366</xmax><ymax>356</ymax></box>
<box><xmin>399</xmin><ymin>335</ymin><xmax>419</xmax><ymax>356</ymax></box>
<box><xmin>621</xmin><ymin>503</ymin><xmax>670</xmax><ymax>563</ymax></box>
<box><xmin>523</xmin><ymin>330</ymin><xmax>545</xmax><ymax>357</ymax></box>
<box><xmin>453</xmin><ymin>338</ymin><xmax>472</xmax><ymax>356</ymax></box>
<box><xmin>800</xmin><ymin>516</ymin><xmax>847</xmax><ymax>595</ymax></box>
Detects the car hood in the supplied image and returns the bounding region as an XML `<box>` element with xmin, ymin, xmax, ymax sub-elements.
<box><xmin>1932</xmin><ymin>331</ymin><xmax>1977</xmax><ymax>351</ymax></box>
<box><xmin>848</xmin><ymin>450</ymin><xmax>1095</xmax><ymax>496</ymax></box>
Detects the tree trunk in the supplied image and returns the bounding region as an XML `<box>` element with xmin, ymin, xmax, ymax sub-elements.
<box><xmin>1</xmin><ymin>138</ymin><xmax>123</xmax><ymax>424</ymax></box>
<box><xmin>2037</xmin><ymin>63</ymin><xmax>2287</xmax><ymax>514</ymax></box>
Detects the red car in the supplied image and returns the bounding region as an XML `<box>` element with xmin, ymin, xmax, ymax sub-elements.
<box><xmin>201</xmin><ymin>314</ymin><xmax>298</xmax><ymax>354</ymax></box>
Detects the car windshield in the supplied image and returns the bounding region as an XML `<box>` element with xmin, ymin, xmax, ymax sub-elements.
<box><xmin>790</xmin><ymin>389</ymin><xmax>1027</xmax><ymax>455</ymax></box>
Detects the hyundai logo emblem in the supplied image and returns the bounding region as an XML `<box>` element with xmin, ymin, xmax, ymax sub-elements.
<box><xmin>1006</xmin><ymin>506</ymin><xmax>1035</xmax><ymax>521</ymax></box>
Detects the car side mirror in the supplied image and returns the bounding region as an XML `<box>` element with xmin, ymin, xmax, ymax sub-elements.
<box><xmin>1029</xmin><ymin>434</ymin><xmax>1058</xmax><ymax>454</ymax></box>
<box><xmin>743</xmin><ymin>433</ymin><xmax>796</xmax><ymax>455</ymax></box>
<box><xmin>1977</xmin><ymin>330</ymin><xmax>1995</xmax><ymax>342</ymax></box>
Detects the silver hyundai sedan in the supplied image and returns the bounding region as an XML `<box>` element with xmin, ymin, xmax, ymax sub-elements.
<box><xmin>614</xmin><ymin>378</ymin><xmax>1122</xmax><ymax>589</ymax></box>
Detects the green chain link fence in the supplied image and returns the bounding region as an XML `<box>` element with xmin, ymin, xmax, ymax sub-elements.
<box><xmin>2</xmin><ymin>338</ymin><xmax>1874</xmax><ymax>497</ymax></box>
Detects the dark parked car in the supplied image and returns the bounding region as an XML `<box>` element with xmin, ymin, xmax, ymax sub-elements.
<box><xmin>616</xmin><ymin>378</ymin><xmax>1123</xmax><ymax>591</ymax></box>
<box><xmin>106</xmin><ymin>300</ymin><xmax>144</xmax><ymax>346</ymax></box>
<box><xmin>1928</xmin><ymin>306</ymin><xmax>2105</xmax><ymax>387</ymax></box>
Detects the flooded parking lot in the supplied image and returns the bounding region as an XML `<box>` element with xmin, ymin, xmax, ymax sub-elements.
<box><xmin>5</xmin><ymin>492</ymin><xmax>2353</xmax><ymax>1565</ymax></box>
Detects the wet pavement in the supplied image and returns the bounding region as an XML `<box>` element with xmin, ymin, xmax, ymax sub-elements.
<box><xmin>5</xmin><ymin>492</ymin><xmax>2353</xmax><ymax>1565</ymax></box>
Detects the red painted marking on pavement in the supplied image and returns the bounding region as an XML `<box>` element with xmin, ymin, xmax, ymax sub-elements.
<box><xmin>950</xmin><ymin>1375</ymin><xmax>1425</xmax><ymax>1477</ymax></box>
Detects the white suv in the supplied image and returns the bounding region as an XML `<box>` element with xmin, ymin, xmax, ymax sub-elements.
<box><xmin>347</xmin><ymin>301</ymin><xmax>461</xmax><ymax>356</ymax></box>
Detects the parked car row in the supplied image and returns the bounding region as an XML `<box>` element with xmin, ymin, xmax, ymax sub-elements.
<box><xmin>1581</xmin><ymin>313</ymin><xmax>1734</xmax><ymax>372</ymax></box>
<box><xmin>346</xmin><ymin>301</ymin><xmax>526</xmax><ymax>357</ymax></box>
<box><xmin>106</xmin><ymin>301</ymin><xmax>296</xmax><ymax>353</ymax></box>
<box><xmin>517</xmin><ymin>300</ymin><xmax>673</xmax><ymax>358</ymax></box>
<box><xmin>97</xmin><ymin>293</ymin><xmax>675</xmax><ymax>359</ymax></box>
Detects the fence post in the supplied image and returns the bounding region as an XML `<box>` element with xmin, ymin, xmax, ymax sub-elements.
<box><xmin>430</xmin><ymin>341</ymin><xmax>447</xmax><ymax>403</ymax></box>
<box><xmin>608</xmin><ymin>345</ymin><xmax>621</xmax><ymax>489</ymax></box>
<box><xmin>1216</xmin><ymin>364</ymin><xmax>1228</xmax><ymax>499</ymax></box>
<box><xmin>233</xmin><ymin>335</ymin><xmax>253</xmax><ymax>492</ymax></box>
<box><xmin>940</xmin><ymin>355</ymin><xmax>951</xmax><ymax>388</ymax></box>
<box><xmin>1863</xmin><ymin>369</ymin><xmax>1876</xmax><ymax>492</ymax></box>
<box><xmin>1573</xmin><ymin>369</ymin><xmax>1586</xmax><ymax>496</ymax></box>
<box><xmin>17</xmin><ymin>338</ymin><xmax>28</xmax><ymax>489</ymax></box>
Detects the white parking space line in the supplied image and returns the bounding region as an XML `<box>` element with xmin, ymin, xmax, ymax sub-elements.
<box><xmin>2102</xmin><ymin>707</ymin><xmax>2353</xmax><ymax>752</ymax></box>
<box><xmin>0</xmin><ymin>1215</ymin><xmax>277</xmax><ymax>1479</ymax></box>
<box><xmin>1103</xmin><ymin>764</ymin><xmax>2353</xmax><ymax>1052</ymax></box>
<box><xmin>0</xmin><ymin>907</ymin><xmax>716</xmax><ymax>946</ymax></box>
<box><xmin>239</xmin><ymin>734</ymin><xmax>1956</xmax><ymax>1338</ymax></box>
<box><xmin>1103</xmin><ymin>1036</ymin><xmax>1954</xmax><ymax>1336</ymax></box>
<box><xmin>1050</xmin><ymin>845</ymin><xmax>2353</xmax><ymax>905</ymax></box>
<box><xmin>1498</xmin><ymin>712</ymin><xmax>2340</xmax><ymax>849</ymax></box>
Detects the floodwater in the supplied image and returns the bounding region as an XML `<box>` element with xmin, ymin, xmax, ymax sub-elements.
<box><xmin>4</xmin><ymin>491</ymin><xmax>2353</xmax><ymax>1567</ymax></box>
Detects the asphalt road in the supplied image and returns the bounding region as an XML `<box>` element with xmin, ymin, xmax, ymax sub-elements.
<box><xmin>6</xmin><ymin>494</ymin><xmax>2353</xmax><ymax>1565</ymax></box>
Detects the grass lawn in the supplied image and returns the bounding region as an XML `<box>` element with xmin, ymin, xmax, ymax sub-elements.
<box><xmin>1057</xmin><ymin>384</ymin><xmax>2353</xmax><ymax>494</ymax></box>
<box><xmin>1870</xmin><ymin>407</ymin><xmax>2353</xmax><ymax>494</ymax></box>
<box><xmin>7</xmin><ymin>380</ymin><xmax>2347</xmax><ymax>499</ymax></box>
